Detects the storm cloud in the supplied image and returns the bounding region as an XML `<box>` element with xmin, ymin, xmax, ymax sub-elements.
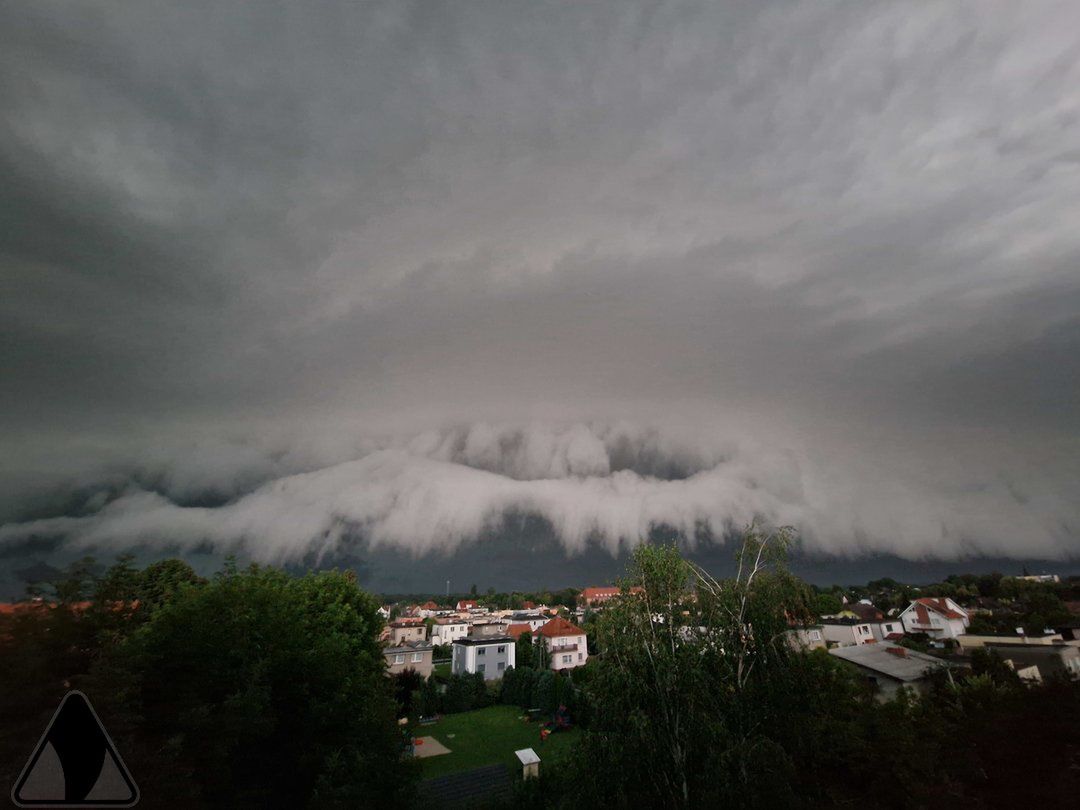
<box><xmin>2</xmin><ymin>2</ymin><xmax>1079</xmax><ymax>584</ymax></box>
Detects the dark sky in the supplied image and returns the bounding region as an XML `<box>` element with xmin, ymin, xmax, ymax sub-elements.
<box><xmin>2</xmin><ymin>2</ymin><xmax>1079</xmax><ymax>591</ymax></box>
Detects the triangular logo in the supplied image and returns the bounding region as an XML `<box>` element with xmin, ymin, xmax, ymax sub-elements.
<box><xmin>11</xmin><ymin>691</ymin><xmax>139</xmax><ymax>807</ymax></box>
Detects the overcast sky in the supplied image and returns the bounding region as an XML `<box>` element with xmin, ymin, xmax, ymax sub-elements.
<box><xmin>2</xmin><ymin>1</ymin><xmax>1079</xmax><ymax>588</ymax></box>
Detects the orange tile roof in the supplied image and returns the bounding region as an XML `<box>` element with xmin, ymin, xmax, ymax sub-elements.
<box><xmin>506</xmin><ymin>623</ymin><xmax>532</xmax><ymax>639</ymax></box>
<box><xmin>537</xmin><ymin>616</ymin><xmax>585</xmax><ymax>638</ymax></box>
<box><xmin>915</xmin><ymin>598</ymin><xmax>966</xmax><ymax>621</ymax></box>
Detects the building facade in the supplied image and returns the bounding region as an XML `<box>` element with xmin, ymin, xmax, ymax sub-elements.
<box><xmin>431</xmin><ymin>618</ymin><xmax>469</xmax><ymax>645</ymax></box>
<box><xmin>537</xmin><ymin>616</ymin><xmax>588</xmax><ymax>670</ymax></box>
<box><xmin>821</xmin><ymin>618</ymin><xmax>876</xmax><ymax>647</ymax></box>
<box><xmin>452</xmin><ymin>636</ymin><xmax>516</xmax><ymax>680</ymax></box>
<box><xmin>388</xmin><ymin>619</ymin><xmax>428</xmax><ymax>645</ymax></box>
<box><xmin>899</xmin><ymin>598</ymin><xmax>970</xmax><ymax>640</ymax></box>
<box><xmin>384</xmin><ymin>641</ymin><xmax>434</xmax><ymax>678</ymax></box>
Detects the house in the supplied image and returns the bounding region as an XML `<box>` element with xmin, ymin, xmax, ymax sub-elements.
<box><xmin>384</xmin><ymin>641</ymin><xmax>434</xmax><ymax>678</ymax></box>
<box><xmin>508</xmin><ymin>612</ymin><xmax>549</xmax><ymax>633</ymax></box>
<box><xmin>581</xmin><ymin>586</ymin><xmax>644</xmax><ymax>606</ymax></box>
<box><xmin>416</xmin><ymin>600</ymin><xmax>442</xmax><ymax>618</ymax></box>
<box><xmin>452</xmin><ymin>636</ymin><xmax>516</xmax><ymax>680</ymax></box>
<box><xmin>537</xmin><ymin>616</ymin><xmax>588</xmax><ymax>670</ymax></box>
<box><xmin>456</xmin><ymin>599</ymin><xmax>479</xmax><ymax>611</ymax></box>
<box><xmin>829</xmin><ymin>642</ymin><xmax>947</xmax><ymax>701</ymax></box>
<box><xmin>848</xmin><ymin>601</ymin><xmax>885</xmax><ymax>622</ymax></box>
<box><xmin>787</xmin><ymin>625</ymin><xmax>826</xmax><ymax>651</ymax></box>
<box><xmin>982</xmin><ymin>641</ymin><xmax>1080</xmax><ymax>682</ymax></box>
<box><xmin>899</xmin><ymin>597</ymin><xmax>969</xmax><ymax>640</ymax></box>
<box><xmin>820</xmin><ymin>618</ymin><xmax>876</xmax><ymax>647</ymax></box>
<box><xmin>431</xmin><ymin>617</ymin><xmax>469</xmax><ymax>645</ymax></box>
<box><xmin>377</xmin><ymin>605</ymin><xmax>392</xmax><ymax>621</ymax></box>
<box><xmin>388</xmin><ymin>619</ymin><xmax>428</xmax><ymax>645</ymax></box>
<box><xmin>871</xmin><ymin>618</ymin><xmax>905</xmax><ymax>643</ymax></box>
<box><xmin>469</xmin><ymin>619</ymin><xmax>510</xmax><ymax>638</ymax></box>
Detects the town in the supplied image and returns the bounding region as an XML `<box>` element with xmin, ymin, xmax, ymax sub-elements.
<box><xmin>370</xmin><ymin>560</ymin><xmax>1080</xmax><ymax>804</ymax></box>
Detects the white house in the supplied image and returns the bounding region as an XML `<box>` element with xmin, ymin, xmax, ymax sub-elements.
<box><xmin>871</xmin><ymin>618</ymin><xmax>905</xmax><ymax>643</ymax></box>
<box><xmin>820</xmin><ymin>618</ymin><xmax>876</xmax><ymax>647</ymax></box>
<box><xmin>452</xmin><ymin>636</ymin><xmax>516</xmax><ymax>680</ymax></box>
<box><xmin>537</xmin><ymin>616</ymin><xmax>589</xmax><ymax>670</ymax></box>
<box><xmin>431</xmin><ymin>617</ymin><xmax>469</xmax><ymax>645</ymax></box>
<box><xmin>899</xmin><ymin>598</ymin><xmax>970</xmax><ymax>640</ymax></box>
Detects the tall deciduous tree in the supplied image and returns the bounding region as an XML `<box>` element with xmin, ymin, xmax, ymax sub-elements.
<box><xmin>94</xmin><ymin>567</ymin><xmax>414</xmax><ymax>808</ymax></box>
<box><xmin>569</xmin><ymin>525</ymin><xmax>817</xmax><ymax>808</ymax></box>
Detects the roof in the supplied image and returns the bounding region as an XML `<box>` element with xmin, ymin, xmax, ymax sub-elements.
<box><xmin>820</xmin><ymin>617</ymin><xmax>872</xmax><ymax>627</ymax></box>
<box><xmin>384</xmin><ymin>641</ymin><xmax>433</xmax><ymax>654</ymax></box>
<box><xmin>912</xmin><ymin>598</ymin><xmax>967</xmax><ymax>621</ymax></box>
<box><xmin>537</xmin><ymin>616</ymin><xmax>585</xmax><ymax>638</ymax></box>
<box><xmin>506</xmin><ymin>623</ymin><xmax>532</xmax><ymax>639</ymax></box>
<box><xmin>829</xmin><ymin>642</ymin><xmax>945</xmax><ymax>682</ymax></box>
<box><xmin>515</xmin><ymin>748</ymin><xmax>540</xmax><ymax>766</ymax></box>
<box><xmin>849</xmin><ymin>603</ymin><xmax>884</xmax><ymax>621</ymax></box>
<box><xmin>581</xmin><ymin>585</ymin><xmax>644</xmax><ymax>600</ymax></box>
<box><xmin>453</xmin><ymin>636</ymin><xmax>513</xmax><ymax>646</ymax></box>
<box><xmin>434</xmin><ymin>617</ymin><xmax>467</xmax><ymax>625</ymax></box>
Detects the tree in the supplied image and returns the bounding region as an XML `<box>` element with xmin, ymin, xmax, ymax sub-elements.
<box><xmin>515</xmin><ymin>631</ymin><xmax>536</xmax><ymax>669</ymax></box>
<box><xmin>93</xmin><ymin>567</ymin><xmax>415</xmax><ymax>808</ymax></box>
<box><xmin>567</xmin><ymin>525</ymin><xmax>817</xmax><ymax>807</ymax></box>
<box><xmin>813</xmin><ymin>591</ymin><xmax>843</xmax><ymax>617</ymax></box>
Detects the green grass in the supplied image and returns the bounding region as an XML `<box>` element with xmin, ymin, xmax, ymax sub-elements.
<box><xmin>413</xmin><ymin>705</ymin><xmax>579</xmax><ymax>780</ymax></box>
<box><xmin>433</xmin><ymin>661</ymin><xmax>451</xmax><ymax>678</ymax></box>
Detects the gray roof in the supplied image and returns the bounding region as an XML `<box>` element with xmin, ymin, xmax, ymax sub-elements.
<box><xmin>453</xmin><ymin>636</ymin><xmax>513</xmax><ymax>646</ymax></box>
<box><xmin>384</xmin><ymin>640</ymin><xmax>434</xmax><ymax>654</ymax></box>
<box><xmin>829</xmin><ymin>642</ymin><xmax>946</xmax><ymax>682</ymax></box>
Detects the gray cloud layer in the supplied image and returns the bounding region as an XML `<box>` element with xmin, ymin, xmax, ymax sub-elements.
<box><xmin>2</xmin><ymin>2</ymin><xmax>1079</xmax><ymax>573</ymax></box>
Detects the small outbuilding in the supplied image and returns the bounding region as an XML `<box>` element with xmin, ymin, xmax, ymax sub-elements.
<box><xmin>515</xmin><ymin>748</ymin><xmax>540</xmax><ymax>780</ymax></box>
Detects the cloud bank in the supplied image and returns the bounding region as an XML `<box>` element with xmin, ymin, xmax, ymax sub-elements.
<box><xmin>2</xmin><ymin>423</ymin><xmax>1077</xmax><ymax>567</ymax></box>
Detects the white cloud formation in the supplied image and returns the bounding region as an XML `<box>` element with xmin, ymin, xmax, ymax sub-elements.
<box><xmin>2</xmin><ymin>423</ymin><xmax>1076</xmax><ymax>566</ymax></box>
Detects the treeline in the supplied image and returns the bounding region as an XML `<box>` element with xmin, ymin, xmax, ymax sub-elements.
<box><xmin>0</xmin><ymin>556</ymin><xmax>415</xmax><ymax>809</ymax></box>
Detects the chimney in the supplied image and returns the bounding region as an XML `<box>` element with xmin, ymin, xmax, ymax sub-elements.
<box><xmin>885</xmin><ymin>646</ymin><xmax>908</xmax><ymax>658</ymax></box>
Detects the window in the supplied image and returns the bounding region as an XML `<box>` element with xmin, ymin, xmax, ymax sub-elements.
<box><xmin>497</xmin><ymin>646</ymin><xmax>505</xmax><ymax>653</ymax></box>
<box><xmin>394</xmin><ymin>654</ymin><xmax>405</xmax><ymax>664</ymax></box>
<box><xmin>562</xmin><ymin>655</ymin><xmax>571</xmax><ymax>664</ymax></box>
<box><xmin>498</xmin><ymin>662</ymin><xmax>505</xmax><ymax>671</ymax></box>
<box><xmin>578</xmin><ymin>653</ymin><xmax>583</xmax><ymax>661</ymax></box>
<box><xmin>412</xmin><ymin>652</ymin><xmax>423</xmax><ymax>663</ymax></box>
<box><xmin>478</xmin><ymin>647</ymin><xmax>486</xmax><ymax>655</ymax></box>
<box><xmin>809</xmin><ymin>630</ymin><xmax>822</xmax><ymax>641</ymax></box>
<box><xmin>478</xmin><ymin>663</ymin><xmax>485</xmax><ymax>673</ymax></box>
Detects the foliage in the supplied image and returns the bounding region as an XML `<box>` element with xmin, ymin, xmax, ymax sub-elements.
<box><xmin>89</xmin><ymin>565</ymin><xmax>414</xmax><ymax>808</ymax></box>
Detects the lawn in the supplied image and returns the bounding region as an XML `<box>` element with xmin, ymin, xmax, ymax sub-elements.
<box><xmin>433</xmin><ymin>661</ymin><xmax>451</xmax><ymax>678</ymax></box>
<box><xmin>413</xmin><ymin>705</ymin><xmax>579</xmax><ymax>780</ymax></box>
